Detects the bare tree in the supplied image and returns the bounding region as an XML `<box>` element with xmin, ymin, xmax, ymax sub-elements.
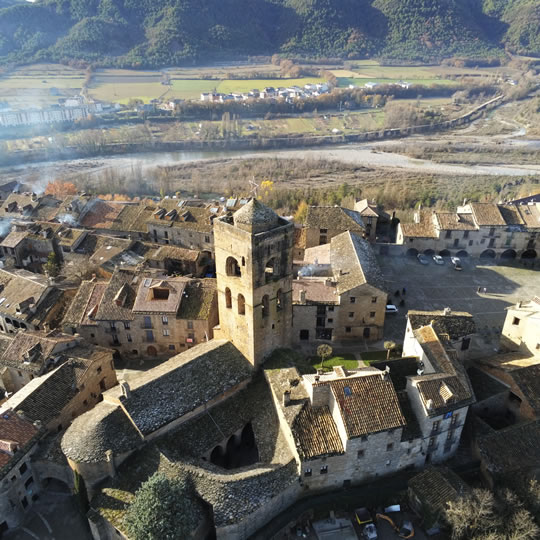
<box><xmin>317</xmin><ymin>344</ymin><xmax>333</xmax><ymax>371</ymax></box>
<box><xmin>62</xmin><ymin>256</ymin><xmax>100</xmax><ymax>283</ymax></box>
<box><xmin>384</xmin><ymin>341</ymin><xmax>396</xmax><ymax>360</ymax></box>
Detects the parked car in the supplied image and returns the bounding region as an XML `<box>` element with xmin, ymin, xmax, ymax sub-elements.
<box><xmin>417</xmin><ymin>254</ymin><xmax>429</xmax><ymax>265</ymax></box>
<box><xmin>363</xmin><ymin>523</ymin><xmax>378</xmax><ymax>540</ymax></box>
<box><xmin>432</xmin><ymin>255</ymin><xmax>444</xmax><ymax>265</ymax></box>
<box><xmin>385</xmin><ymin>305</ymin><xmax>399</xmax><ymax>313</ymax></box>
<box><xmin>451</xmin><ymin>257</ymin><xmax>462</xmax><ymax>271</ymax></box>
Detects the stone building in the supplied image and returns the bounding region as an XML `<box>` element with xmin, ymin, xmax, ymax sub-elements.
<box><xmin>403</xmin><ymin>322</ymin><xmax>474</xmax><ymax>464</ymax></box>
<box><xmin>213</xmin><ymin>199</ymin><xmax>293</xmax><ymax>367</ymax></box>
<box><xmin>0</xmin><ymin>331</ymin><xmax>81</xmax><ymax>393</ymax></box>
<box><xmin>296</xmin><ymin>205</ymin><xmax>365</xmax><ymax>258</ymax></box>
<box><xmin>1</xmin><ymin>343</ymin><xmax>116</xmax><ymax>433</ymax></box>
<box><xmin>0</xmin><ymin>409</ymin><xmax>42</xmax><ymax>532</ymax></box>
<box><xmin>354</xmin><ymin>199</ymin><xmax>391</xmax><ymax>243</ymax></box>
<box><xmin>0</xmin><ymin>222</ymin><xmax>64</xmax><ymax>272</ymax></box>
<box><xmin>146</xmin><ymin>200</ymin><xmax>215</xmax><ymax>252</ymax></box>
<box><xmin>56</xmin><ymin>199</ymin><xmax>475</xmax><ymax>540</ymax></box>
<box><xmin>293</xmin><ymin>231</ymin><xmax>387</xmax><ymax>344</ymax></box>
<box><xmin>406</xmin><ymin>309</ymin><xmax>476</xmax><ymax>362</ymax></box>
<box><xmin>0</xmin><ymin>269</ymin><xmax>72</xmax><ymax>334</ymax></box>
<box><xmin>500</xmin><ymin>297</ymin><xmax>540</xmax><ymax>355</ymax></box>
<box><xmin>62</xmin><ymin>269</ymin><xmax>218</xmax><ymax>359</ymax></box>
<box><xmin>396</xmin><ymin>202</ymin><xmax>539</xmax><ymax>260</ymax></box>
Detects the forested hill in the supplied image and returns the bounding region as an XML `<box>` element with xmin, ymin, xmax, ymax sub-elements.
<box><xmin>0</xmin><ymin>0</ymin><xmax>538</xmax><ymax>68</ymax></box>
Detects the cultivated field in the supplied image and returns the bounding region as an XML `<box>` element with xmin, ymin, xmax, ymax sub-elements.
<box><xmin>0</xmin><ymin>64</ymin><xmax>85</xmax><ymax>107</ymax></box>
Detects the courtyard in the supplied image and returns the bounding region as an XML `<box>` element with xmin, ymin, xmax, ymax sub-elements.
<box><xmin>378</xmin><ymin>255</ymin><xmax>540</xmax><ymax>355</ymax></box>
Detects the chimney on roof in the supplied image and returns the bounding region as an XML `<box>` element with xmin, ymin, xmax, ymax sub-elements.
<box><xmin>16</xmin><ymin>410</ymin><xmax>25</xmax><ymax>420</ymax></box>
<box><xmin>518</xmin><ymin>300</ymin><xmax>523</xmax><ymax>308</ymax></box>
<box><xmin>299</xmin><ymin>290</ymin><xmax>306</xmax><ymax>304</ymax></box>
<box><xmin>120</xmin><ymin>381</ymin><xmax>131</xmax><ymax>399</ymax></box>
<box><xmin>283</xmin><ymin>390</ymin><xmax>291</xmax><ymax>407</ymax></box>
<box><xmin>325</xmin><ymin>278</ymin><xmax>333</xmax><ymax>287</ymax></box>
<box><xmin>31</xmin><ymin>192</ymin><xmax>37</xmax><ymax>202</ymax></box>
<box><xmin>443</xmin><ymin>307</ymin><xmax>452</xmax><ymax>316</ymax></box>
<box><xmin>413</xmin><ymin>211</ymin><xmax>420</xmax><ymax>224</ymax></box>
<box><xmin>426</xmin><ymin>399</ymin><xmax>433</xmax><ymax>412</ymax></box>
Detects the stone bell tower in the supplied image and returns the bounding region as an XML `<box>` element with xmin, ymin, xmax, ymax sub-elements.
<box><xmin>213</xmin><ymin>199</ymin><xmax>293</xmax><ymax>367</ymax></box>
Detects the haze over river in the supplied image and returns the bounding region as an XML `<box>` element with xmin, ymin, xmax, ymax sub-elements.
<box><xmin>2</xmin><ymin>138</ymin><xmax>540</xmax><ymax>186</ymax></box>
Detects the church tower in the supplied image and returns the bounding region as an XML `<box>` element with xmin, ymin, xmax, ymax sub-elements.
<box><xmin>213</xmin><ymin>199</ymin><xmax>293</xmax><ymax>367</ymax></box>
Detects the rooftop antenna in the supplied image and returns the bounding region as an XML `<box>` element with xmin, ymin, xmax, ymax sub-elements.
<box><xmin>249</xmin><ymin>177</ymin><xmax>259</xmax><ymax>199</ymax></box>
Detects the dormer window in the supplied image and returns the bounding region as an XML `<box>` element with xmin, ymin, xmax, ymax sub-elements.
<box><xmin>152</xmin><ymin>288</ymin><xmax>169</xmax><ymax>300</ymax></box>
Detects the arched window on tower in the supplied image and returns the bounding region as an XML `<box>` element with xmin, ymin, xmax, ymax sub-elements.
<box><xmin>225</xmin><ymin>288</ymin><xmax>232</xmax><ymax>309</ymax></box>
<box><xmin>276</xmin><ymin>289</ymin><xmax>283</xmax><ymax>311</ymax></box>
<box><xmin>238</xmin><ymin>294</ymin><xmax>246</xmax><ymax>315</ymax></box>
<box><xmin>226</xmin><ymin>256</ymin><xmax>241</xmax><ymax>277</ymax></box>
<box><xmin>262</xmin><ymin>295</ymin><xmax>269</xmax><ymax>318</ymax></box>
<box><xmin>265</xmin><ymin>258</ymin><xmax>276</xmax><ymax>283</ymax></box>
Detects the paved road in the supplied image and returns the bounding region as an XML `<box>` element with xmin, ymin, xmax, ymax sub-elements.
<box><xmin>379</xmin><ymin>256</ymin><xmax>540</xmax><ymax>355</ymax></box>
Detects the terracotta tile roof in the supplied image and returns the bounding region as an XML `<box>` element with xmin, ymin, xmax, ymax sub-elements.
<box><xmin>434</xmin><ymin>212</ymin><xmax>477</xmax><ymax>231</ymax></box>
<box><xmin>0</xmin><ymin>331</ymin><xmax>76</xmax><ymax>371</ymax></box>
<box><xmin>292</xmin><ymin>278</ymin><xmax>338</xmax><ymax>304</ymax></box>
<box><xmin>330</xmin><ymin>231</ymin><xmax>385</xmax><ymax>294</ymax></box>
<box><xmin>304</xmin><ymin>206</ymin><xmax>365</xmax><ymax>231</ymax></box>
<box><xmin>148</xmin><ymin>245</ymin><xmax>200</xmax><ymax>263</ymax></box>
<box><xmin>408</xmin><ymin>310</ymin><xmax>476</xmax><ymax>341</ymax></box>
<box><xmin>79</xmin><ymin>200</ymin><xmax>125</xmax><ymax>229</ymax></box>
<box><xmin>62</xmin><ymin>280</ymin><xmax>105</xmax><ymax>327</ymax></box>
<box><xmin>94</xmin><ymin>268</ymin><xmax>137</xmax><ymax>321</ymax></box>
<box><xmin>108</xmin><ymin>340</ymin><xmax>252</xmax><ymax>436</ymax></box>
<box><xmin>400</xmin><ymin>212</ymin><xmax>437</xmax><ymax>238</ymax></box>
<box><xmin>132</xmin><ymin>276</ymin><xmax>186</xmax><ymax>314</ymax></box>
<box><xmin>0</xmin><ymin>409</ymin><xmax>40</xmax><ymax>475</ymax></box>
<box><xmin>292</xmin><ymin>404</ymin><xmax>344</xmax><ymax>460</ymax></box>
<box><xmin>516</xmin><ymin>203</ymin><xmax>540</xmax><ymax>229</ymax></box>
<box><xmin>470</xmin><ymin>203</ymin><xmax>506</xmax><ymax>226</ymax></box>
<box><xmin>408</xmin><ymin>467</ymin><xmax>469</xmax><ymax>522</ymax></box>
<box><xmin>148</xmin><ymin>201</ymin><xmax>214</xmax><ymax>232</ymax></box>
<box><xmin>477</xmin><ymin>420</ymin><xmax>540</xmax><ymax>474</ymax></box>
<box><xmin>412</xmin><ymin>326</ymin><xmax>474</xmax><ymax>415</ymax></box>
<box><xmin>329</xmin><ymin>375</ymin><xmax>406</xmax><ymax>438</ymax></box>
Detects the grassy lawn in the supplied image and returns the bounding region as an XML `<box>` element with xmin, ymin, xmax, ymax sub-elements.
<box><xmin>265</xmin><ymin>349</ymin><xmax>358</xmax><ymax>374</ymax></box>
<box><xmin>169</xmin><ymin>79</ymin><xmax>220</xmax><ymax>99</ymax></box>
<box><xmin>360</xmin><ymin>350</ymin><xmax>391</xmax><ymax>364</ymax></box>
<box><xmin>310</xmin><ymin>353</ymin><xmax>358</xmax><ymax>372</ymax></box>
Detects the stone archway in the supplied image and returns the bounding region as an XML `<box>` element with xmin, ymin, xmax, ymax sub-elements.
<box><xmin>147</xmin><ymin>346</ymin><xmax>157</xmax><ymax>356</ymax></box>
<box><xmin>406</xmin><ymin>248</ymin><xmax>419</xmax><ymax>257</ymax></box>
<box><xmin>439</xmin><ymin>249</ymin><xmax>451</xmax><ymax>257</ymax></box>
<box><xmin>423</xmin><ymin>249</ymin><xmax>435</xmax><ymax>256</ymax></box>
<box><xmin>501</xmin><ymin>249</ymin><xmax>517</xmax><ymax>259</ymax></box>
<box><xmin>456</xmin><ymin>250</ymin><xmax>469</xmax><ymax>258</ymax></box>
<box><xmin>521</xmin><ymin>249</ymin><xmax>537</xmax><ymax>259</ymax></box>
<box><xmin>480</xmin><ymin>249</ymin><xmax>496</xmax><ymax>259</ymax></box>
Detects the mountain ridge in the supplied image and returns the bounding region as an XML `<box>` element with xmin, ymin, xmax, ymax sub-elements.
<box><xmin>0</xmin><ymin>0</ymin><xmax>538</xmax><ymax>68</ymax></box>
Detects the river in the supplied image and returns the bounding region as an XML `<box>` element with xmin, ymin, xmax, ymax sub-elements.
<box><xmin>2</xmin><ymin>138</ymin><xmax>540</xmax><ymax>185</ymax></box>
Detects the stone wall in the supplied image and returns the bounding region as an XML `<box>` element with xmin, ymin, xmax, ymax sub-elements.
<box><xmin>214</xmin><ymin>217</ymin><xmax>294</xmax><ymax>367</ymax></box>
<box><xmin>148</xmin><ymin>223</ymin><xmax>214</xmax><ymax>252</ymax></box>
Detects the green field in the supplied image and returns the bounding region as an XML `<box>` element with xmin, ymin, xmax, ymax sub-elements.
<box><xmin>216</xmin><ymin>77</ymin><xmax>324</xmax><ymax>94</ymax></box>
<box><xmin>338</xmin><ymin>77</ymin><xmax>458</xmax><ymax>88</ymax></box>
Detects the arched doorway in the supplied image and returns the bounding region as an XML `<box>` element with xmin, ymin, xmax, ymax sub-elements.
<box><xmin>501</xmin><ymin>249</ymin><xmax>517</xmax><ymax>259</ymax></box>
<box><xmin>147</xmin><ymin>346</ymin><xmax>157</xmax><ymax>356</ymax></box>
<box><xmin>521</xmin><ymin>249</ymin><xmax>537</xmax><ymax>259</ymax></box>
<box><xmin>439</xmin><ymin>249</ymin><xmax>451</xmax><ymax>257</ymax></box>
<box><xmin>423</xmin><ymin>249</ymin><xmax>435</xmax><ymax>256</ymax></box>
<box><xmin>456</xmin><ymin>250</ymin><xmax>469</xmax><ymax>258</ymax></box>
<box><xmin>406</xmin><ymin>248</ymin><xmax>419</xmax><ymax>257</ymax></box>
<box><xmin>480</xmin><ymin>249</ymin><xmax>496</xmax><ymax>259</ymax></box>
